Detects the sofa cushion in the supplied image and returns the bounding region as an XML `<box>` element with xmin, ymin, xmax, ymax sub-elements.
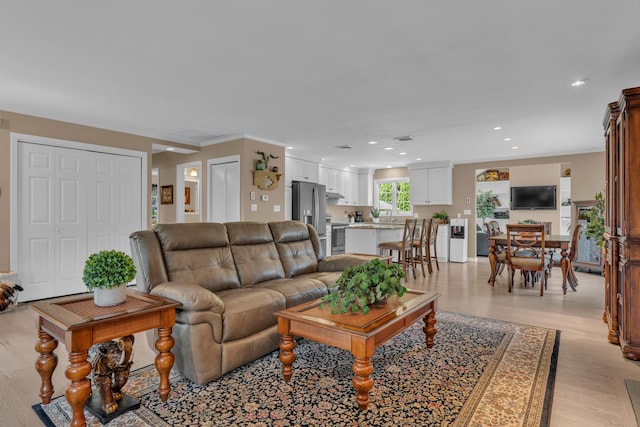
<box><xmin>216</xmin><ymin>288</ymin><xmax>286</xmax><ymax>342</ymax></box>
<box><xmin>226</xmin><ymin>222</ymin><xmax>285</xmax><ymax>285</ymax></box>
<box><xmin>253</xmin><ymin>277</ymin><xmax>327</xmax><ymax>307</ymax></box>
<box><xmin>269</xmin><ymin>221</ymin><xmax>319</xmax><ymax>277</ymax></box>
<box><xmin>154</xmin><ymin>223</ymin><xmax>240</xmax><ymax>292</ymax></box>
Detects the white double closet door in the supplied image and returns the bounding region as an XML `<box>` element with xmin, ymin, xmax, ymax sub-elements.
<box><xmin>17</xmin><ymin>141</ymin><xmax>143</xmax><ymax>302</ymax></box>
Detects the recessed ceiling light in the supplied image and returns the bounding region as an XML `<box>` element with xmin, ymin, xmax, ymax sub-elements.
<box><xmin>493</xmin><ymin>126</ymin><xmax>502</xmax><ymax>130</ymax></box>
<box><xmin>166</xmin><ymin>147</ymin><xmax>175</xmax><ymax>151</ymax></box>
<box><xmin>349</xmin><ymin>164</ymin><xmax>355</xmax><ymax>167</ymax></box>
<box><xmin>503</xmin><ymin>137</ymin><xmax>511</xmax><ymax>141</ymax></box>
<box><xmin>512</xmin><ymin>146</ymin><xmax>519</xmax><ymax>150</ymax></box>
<box><xmin>399</xmin><ymin>152</ymin><xmax>407</xmax><ymax>155</ymax></box>
<box><xmin>571</xmin><ymin>80</ymin><xmax>586</xmax><ymax>87</ymax></box>
<box><xmin>384</xmin><ymin>147</ymin><xmax>394</xmax><ymax>150</ymax></box>
<box><xmin>386</xmin><ymin>165</ymin><xmax>392</xmax><ymax>168</ymax></box>
<box><xmin>416</xmin><ymin>157</ymin><xmax>422</xmax><ymax>161</ymax></box>
<box><xmin>368</xmin><ymin>141</ymin><xmax>378</xmax><ymax>145</ymax></box>
<box><xmin>286</xmin><ymin>146</ymin><xmax>293</xmax><ymax>149</ymax></box>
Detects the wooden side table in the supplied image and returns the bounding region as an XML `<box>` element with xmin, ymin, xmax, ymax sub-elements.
<box><xmin>31</xmin><ymin>290</ymin><xmax>180</xmax><ymax>427</ymax></box>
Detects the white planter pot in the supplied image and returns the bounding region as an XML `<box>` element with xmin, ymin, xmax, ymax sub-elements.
<box><xmin>372</xmin><ymin>217</ymin><xmax>380</xmax><ymax>223</ymax></box>
<box><xmin>93</xmin><ymin>284</ymin><xmax>127</xmax><ymax>307</ymax></box>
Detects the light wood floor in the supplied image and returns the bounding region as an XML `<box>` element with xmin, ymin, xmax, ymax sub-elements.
<box><xmin>2</xmin><ymin>258</ymin><xmax>639</xmax><ymax>427</ymax></box>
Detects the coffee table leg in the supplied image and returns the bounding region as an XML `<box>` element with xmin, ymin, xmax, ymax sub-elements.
<box><xmin>423</xmin><ymin>309</ymin><xmax>437</xmax><ymax>348</ymax></box>
<box><xmin>279</xmin><ymin>334</ymin><xmax>296</xmax><ymax>381</ymax></box>
<box><xmin>65</xmin><ymin>350</ymin><xmax>92</xmax><ymax>427</ymax></box>
<box><xmin>155</xmin><ymin>327</ymin><xmax>175</xmax><ymax>402</ymax></box>
<box><xmin>352</xmin><ymin>357</ymin><xmax>374</xmax><ymax>410</ymax></box>
<box><xmin>35</xmin><ymin>328</ymin><xmax>58</xmax><ymax>404</ymax></box>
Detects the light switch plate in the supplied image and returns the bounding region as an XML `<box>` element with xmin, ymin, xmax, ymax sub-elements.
<box><xmin>464</xmin><ymin>209</ymin><xmax>471</xmax><ymax>215</ymax></box>
<box><xmin>251</xmin><ymin>203</ymin><xmax>257</xmax><ymax>212</ymax></box>
<box><xmin>261</xmin><ymin>194</ymin><xmax>269</xmax><ymax>202</ymax></box>
<box><xmin>273</xmin><ymin>204</ymin><xmax>280</xmax><ymax>212</ymax></box>
<box><xmin>250</xmin><ymin>191</ymin><xmax>256</xmax><ymax>200</ymax></box>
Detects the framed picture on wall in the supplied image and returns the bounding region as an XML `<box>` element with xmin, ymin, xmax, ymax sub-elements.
<box><xmin>185</xmin><ymin>187</ymin><xmax>191</xmax><ymax>204</ymax></box>
<box><xmin>160</xmin><ymin>185</ymin><xmax>173</xmax><ymax>204</ymax></box>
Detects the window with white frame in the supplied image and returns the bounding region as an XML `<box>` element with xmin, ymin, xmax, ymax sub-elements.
<box><xmin>374</xmin><ymin>178</ymin><xmax>412</xmax><ymax>216</ymax></box>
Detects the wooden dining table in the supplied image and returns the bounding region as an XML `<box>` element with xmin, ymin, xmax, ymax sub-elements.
<box><xmin>488</xmin><ymin>234</ymin><xmax>575</xmax><ymax>294</ymax></box>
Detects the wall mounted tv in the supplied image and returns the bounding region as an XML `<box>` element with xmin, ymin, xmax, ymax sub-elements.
<box><xmin>510</xmin><ymin>185</ymin><xmax>557</xmax><ymax>210</ymax></box>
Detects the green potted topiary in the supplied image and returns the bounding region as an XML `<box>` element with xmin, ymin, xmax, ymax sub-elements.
<box><xmin>83</xmin><ymin>250</ymin><xmax>136</xmax><ymax>306</ymax></box>
<box><xmin>320</xmin><ymin>258</ymin><xmax>406</xmax><ymax>314</ymax></box>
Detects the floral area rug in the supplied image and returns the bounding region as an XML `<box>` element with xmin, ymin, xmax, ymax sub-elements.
<box><xmin>33</xmin><ymin>311</ymin><xmax>559</xmax><ymax>427</ymax></box>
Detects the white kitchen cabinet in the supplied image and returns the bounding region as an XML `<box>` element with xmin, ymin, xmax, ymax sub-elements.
<box><xmin>320</xmin><ymin>165</ymin><xmax>361</xmax><ymax>206</ymax></box>
<box><xmin>286</xmin><ymin>156</ymin><xmax>319</xmax><ymax>185</ymax></box>
<box><xmin>409</xmin><ymin>162</ymin><xmax>453</xmax><ymax>205</ymax></box>
<box><xmin>358</xmin><ymin>169</ymin><xmax>374</xmax><ymax>206</ymax></box>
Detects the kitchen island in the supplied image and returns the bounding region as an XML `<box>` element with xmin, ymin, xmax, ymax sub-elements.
<box><xmin>344</xmin><ymin>223</ymin><xmax>404</xmax><ymax>256</ymax></box>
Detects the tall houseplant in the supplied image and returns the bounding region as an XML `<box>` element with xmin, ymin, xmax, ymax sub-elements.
<box><xmin>321</xmin><ymin>259</ymin><xmax>406</xmax><ymax>314</ymax></box>
<box><xmin>584</xmin><ymin>191</ymin><xmax>606</xmax><ymax>248</ymax></box>
<box><xmin>476</xmin><ymin>190</ymin><xmax>496</xmax><ymax>225</ymax></box>
<box><xmin>83</xmin><ymin>250</ymin><xmax>136</xmax><ymax>306</ymax></box>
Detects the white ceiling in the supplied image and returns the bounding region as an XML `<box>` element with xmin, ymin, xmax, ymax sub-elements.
<box><xmin>2</xmin><ymin>1</ymin><xmax>640</xmax><ymax>169</ymax></box>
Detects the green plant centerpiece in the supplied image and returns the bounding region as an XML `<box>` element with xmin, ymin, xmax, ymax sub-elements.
<box><xmin>476</xmin><ymin>190</ymin><xmax>496</xmax><ymax>225</ymax></box>
<box><xmin>320</xmin><ymin>258</ymin><xmax>406</xmax><ymax>314</ymax></box>
<box><xmin>83</xmin><ymin>250</ymin><xmax>136</xmax><ymax>306</ymax></box>
<box><xmin>584</xmin><ymin>191</ymin><xmax>606</xmax><ymax>248</ymax></box>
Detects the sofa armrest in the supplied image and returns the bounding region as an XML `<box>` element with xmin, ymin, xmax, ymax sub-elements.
<box><xmin>149</xmin><ymin>282</ymin><xmax>224</xmax><ymax>313</ymax></box>
<box><xmin>318</xmin><ymin>254</ymin><xmax>379</xmax><ymax>272</ymax></box>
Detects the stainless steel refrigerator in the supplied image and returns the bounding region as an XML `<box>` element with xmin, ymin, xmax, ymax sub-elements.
<box><xmin>292</xmin><ymin>181</ymin><xmax>327</xmax><ymax>256</ymax></box>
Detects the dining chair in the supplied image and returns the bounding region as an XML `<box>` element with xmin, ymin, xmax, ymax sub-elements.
<box><xmin>505</xmin><ymin>223</ymin><xmax>550</xmax><ymax>296</ymax></box>
<box><xmin>412</xmin><ymin>218</ymin><xmax>432</xmax><ymax>276</ymax></box>
<box><xmin>379</xmin><ymin>218</ymin><xmax>418</xmax><ymax>282</ymax></box>
<box><xmin>428</xmin><ymin>220</ymin><xmax>440</xmax><ymax>272</ymax></box>
<box><xmin>486</xmin><ymin>221</ymin><xmax>507</xmax><ymax>283</ymax></box>
<box><xmin>566</xmin><ymin>223</ymin><xmax>582</xmax><ymax>290</ymax></box>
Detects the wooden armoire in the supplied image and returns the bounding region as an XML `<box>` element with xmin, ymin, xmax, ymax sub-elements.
<box><xmin>603</xmin><ymin>86</ymin><xmax>640</xmax><ymax>360</ymax></box>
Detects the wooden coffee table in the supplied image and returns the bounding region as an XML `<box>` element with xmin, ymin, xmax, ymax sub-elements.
<box><xmin>31</xmin><ymin>290</ymin><xmax>180</xmax><ymax>427</ymax></box>
<box><xmin>275</xmin><ymin>289</ymin><xmax>440</xmax><ymax>410</ymax></box>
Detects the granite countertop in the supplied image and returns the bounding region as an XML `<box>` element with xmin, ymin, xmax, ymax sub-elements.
<box><xmin>345</xmin><ymin>224</ymin><xmax>404</xmax><ymax>230</ymax></box>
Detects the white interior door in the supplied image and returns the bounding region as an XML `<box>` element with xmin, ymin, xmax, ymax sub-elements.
<box><xmin>15</xmin><ymin>137</ymin><xmax>144</xmax><ymax>302</ymax></box>
<box><xmin>208</xmin><ymin>156</ymin><xmax>240</xmax><ymax>223</ymax></box>
<box><xmin>87</xmin><ymin>153</ymin><xmax>142</xmax><ymax>254</ymax></box>
<box><xmin>19</xmin><ymin>143</ymin><xmax>88</xmax><ymax>300</ymax></box>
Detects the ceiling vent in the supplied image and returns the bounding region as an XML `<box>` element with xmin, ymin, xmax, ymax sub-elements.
<box><xmin>335</xmin><ymin>145</ymin><xmax>352</xmax><ymax>149</ymax></box>
<box><xmin>394</xmin><ymin>135</ymin><xmax>414</xmax><ymax>142</ymax></box>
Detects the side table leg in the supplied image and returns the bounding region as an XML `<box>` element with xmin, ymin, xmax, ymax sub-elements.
<box><xmin>35</xmin><ymin>328</ymin><xmax>58</xmax><ymax>403</ymax></box>
<box><xmin>155</xmin><ymin>327</ymin><xmax>175</xmax><ymax>402</ymax></box>
<box><xmin>423</xmin><ymin>309</ymin><xmax>437</xmax><ymax>348</ymax></box>
<box><xmin>278</xmin><ymin>334</ymin><xmax>296</xmax><ymax>381</ymax></box>
<box><xmin>352</xmin><ymin>357</ymin><xmax>374</xmax><ymax>410</ymax></box>
<box><xmin>65</xmin><ymin>350</ymin><xmax>92</xmax><ymax>427</ymax></box>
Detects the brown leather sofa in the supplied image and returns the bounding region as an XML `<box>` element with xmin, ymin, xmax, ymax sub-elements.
<box><xmin>129</xmin><ymin>220</ymin><xmax>374</xmax><ymax>385</ymax></box>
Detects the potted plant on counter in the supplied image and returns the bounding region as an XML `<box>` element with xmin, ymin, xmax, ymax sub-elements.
<box><xmin>83</xmin><ymin>250</ymin><xmax>137</xmax><ymax>307</ymax></box>
<box><xmin>370</xmin><ymin>207</ymin><xmax>380</xmax><ymax>223</ymax></box>
<box><xmin>320</xmin><ymin>259</ymin><xmax>406</xmax><ymax>314</ymax></box>
<box><xmin>432</xmin><ymin>209</ymin><xmax>450</xmax><ymax>224</ymax></box>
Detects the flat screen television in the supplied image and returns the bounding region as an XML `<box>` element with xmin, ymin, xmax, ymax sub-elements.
<box><xmin>510</xmin><ymin>185</ymin><xmax>557</xmax><ymax>210</ymax></box>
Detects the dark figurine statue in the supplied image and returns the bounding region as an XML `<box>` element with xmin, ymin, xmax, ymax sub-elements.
<box><xmin>88</xmin><ymin>335</ymin><xmax>135</xmax><ymax>414</ymax></box>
